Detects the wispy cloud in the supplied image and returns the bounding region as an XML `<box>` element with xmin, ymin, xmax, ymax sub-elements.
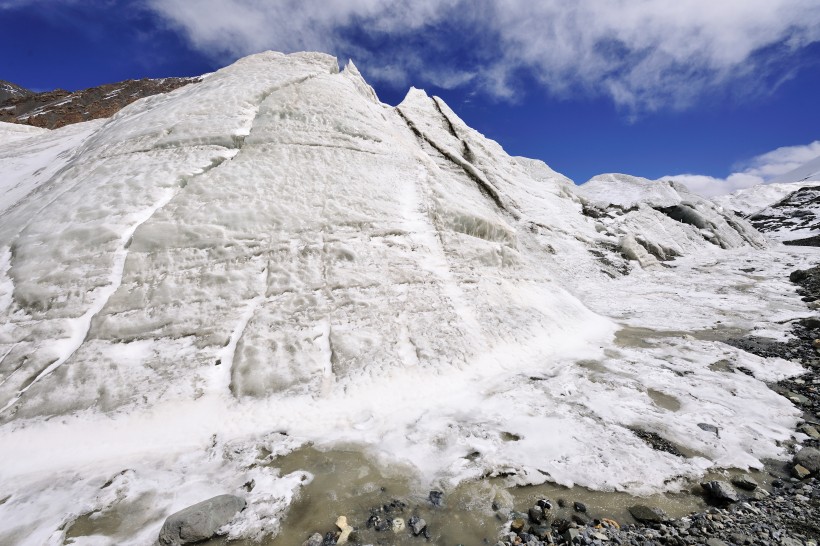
<box><xmin>140</xmin><ymin>0</ymin><xmax>820</xmax><ymax>113</ymax></box>
<box><xmin>664</xmin><ymin>141</ymin><xmax>820</xmax><ymax>196</ymax></box>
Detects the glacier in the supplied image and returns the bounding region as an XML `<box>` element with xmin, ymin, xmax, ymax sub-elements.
<box><xmin>0</xmin><ymin>52</ymin><xmax>813</xmax><ymax>545</ymax></box>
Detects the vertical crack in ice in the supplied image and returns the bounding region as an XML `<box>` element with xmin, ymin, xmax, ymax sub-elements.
<box><xmin>396</xmin><ymin>106</ymin><xmax>513</xmax><ymax>217</ymax></box>
<box><xmin>218</xmin><ymin>265</ymin><xmax>268</xmax><ymax>396</ymax></box>
<box><xmin>0</xmin><ymin>343</ymin><xmax>19</xmax><ymax>388</ymax></box>
<box><xmin>401</xmin><ymin>163</ymin><xmax>487</xmax><ymax>351</ymax></box>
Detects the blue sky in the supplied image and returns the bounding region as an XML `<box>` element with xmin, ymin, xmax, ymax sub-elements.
<box><xmin>1</xmin><ymin>0</ymin><xmax>819</xmax><ymax>195</ymax></box>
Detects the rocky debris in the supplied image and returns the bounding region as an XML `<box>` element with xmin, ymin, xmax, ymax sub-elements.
<box><xmin>428</xmin><ymin>489</ymin><xmax>443</xmax><ymax>506</ymax></box>
<box><xmin>628</xmin><ymin>427</ymin><xmax>684</xmax><ymax>457</ymax></box>
<box><xmin>156</xmin><ymin>494</ymin><xmax>245</xmax><ymax>546</ymax></box>
<box><xmin>701</xmin><ymin>480</ymin><xmax>740</xmax><ymax>505</ymax></box>
<box><xmin>0</xmin><ymin>77</ymin><xmax>199</xmax><ymax>129</ymax></box>
<box><xmin>497</xmin><ymin>477</ymin><xmax>819</xmax><ymax>545</ymax></box>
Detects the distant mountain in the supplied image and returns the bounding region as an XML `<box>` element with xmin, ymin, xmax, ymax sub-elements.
<box><xmin>0</xmin><ymin>80</ymin><xmax>33</xmax><ymax>103</ymax></box>
<box><xmin>715</xmin><ymin>155</ymin><xmax>820</xmax><ymax>245</ymax></box>
<box><xmin>0</xmin><ymin>77</ymin><xmax>199</xmax><ymax>129</ymax></box>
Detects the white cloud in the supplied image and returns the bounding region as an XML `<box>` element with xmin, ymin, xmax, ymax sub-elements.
<box><xmin>141</xmin><ymin>0</ymin><xmax>820</xmax><ymax>112</ymax></box>
<box><xmin>739</xmin><ymin>140</ymin><xmax>820</xmax><ymax>179</ymax></box>
<box><xmin>663</xmin><ymin>141</ymin><xmax>820</xmax><ymax>197</ymax></box>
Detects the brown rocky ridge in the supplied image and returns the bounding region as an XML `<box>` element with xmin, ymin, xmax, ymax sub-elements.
<box><xmin>0</xmin><ymin>76</ymin><xmax>200</xmax><ymax>130</ymax></box>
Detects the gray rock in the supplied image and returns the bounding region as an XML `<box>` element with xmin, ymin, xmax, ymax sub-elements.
<box><xmin>628</xmin><ymin>504</ymin><xmax>667</xmax><ymax>523</ymax></box>
<box><xmin>801</xmin><ymin>424</ymin><xmax>820</xmax><ymax>439</ymax></box>
<box><xmin>701</xmin><ymin>480</ymin><xmax>739</xmax><ymax>504</ymax></box>
<box><xmin>157</xmin><ymin>494</ymin><xmax>246</xmax><ymax>546</ymax></box>
<box><xmin>408</xmin><ymin>516</ymin><xmax>427</xmax><ymax>536</ymax></box>
<box><xmin>303</xmin><ymin>533</ymin><xmax>323</xmax><ymax>546</ymax></box>
<box><xmin>730</xmin><ymin>474</ymin><xmax>757</xmax><ymax>491</ymax></box>
<box><xmin>563</xmin><ymin>528</ymin><xmax>581</xmax><ymax>544</ymax></box>
<box><xmin>528</xmin><ymin>505</ymin><xmax>544</xmax><ymax>523</ymax></box>
<box><xmin>510</xmin><ymin>517</ymin><xmax>526</xmax><ymax>533</ymax></box>
<box><xmin>794</xmin><ymin>464</ymin><xmax>811</xmax><ymax>479</ymax></box>
<box><xmin>795</xmin><ymin>447</ymin><xmax>820</xmax><ymax>473</ymax></box>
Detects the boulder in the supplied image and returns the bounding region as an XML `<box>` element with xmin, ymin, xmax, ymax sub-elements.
<box><xmin>157</xmin><ymin>494</ymin><xmax>246</xmax><ymax>546</ymax></box>
<box><xmin>628</xmin><ymin>504</ymin><xmax>667</xmax><ymax>523</ymax></box>
<box><xmin>730</xmin><ymin>474</ymin><xmax>758</xmax><ymax>491</ymax></box>
<box><xmin>794</xmin><ymin>447</ymin><xmax>820</xmax><ymax>473</ymax></box>
<box><xmin>701</xmin><ymin>481</ymin><xmax>739</xmax><ymax>504</ymax></box>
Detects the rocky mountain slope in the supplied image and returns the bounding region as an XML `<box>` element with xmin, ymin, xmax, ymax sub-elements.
<box><xmin>0</xmin><ymin>76</ymin><xmax>199</xmax><ymax>129</ymax></box>
<box><xmin>0</xmin><ymin>52</ymin><xmax>814</xmax><ymax>546</ymax></box>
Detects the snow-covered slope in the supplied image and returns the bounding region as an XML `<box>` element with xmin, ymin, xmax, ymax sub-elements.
<box><xmin>0</xmin><ymin>52</ymin><xmax>807</xmax><ymax>546</ymax></box>
<box><xmin>578</xmin><ymin>174</ymin><xmax>765</xmax><ymax>268</ymax></box>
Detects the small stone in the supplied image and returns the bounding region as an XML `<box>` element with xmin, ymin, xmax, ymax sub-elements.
<box><xmin>428</xmin><ymin>490</ymin><xmax>444</xmax><ymax>507</ymax></box>
<box><xmin>391</xmin><ymin>518</ymin><xmax>405</xmax><ymax>533</ymax></box>
<box><xmin>563</xmin><ymin>528</ymin><xmax>581</xmax><ymax>544</ymax></box>
<box><xmin>530</xmin><ymin>525</ymin><xmax>551</xmax><ymax>540</ymax></box>
<box><xmin>573</xmin><ymin>501</ymin><xmax>587</xmax><ymax>513</ymax></box>
<box><xmin>794</xmin><ymin>464</ymin><xmax>811</xmax><ymax>479</ymax></box>
<box><xmin>700</xmin><ymin>481</ymin><xmax>739</xmax><ymax>504</ymax></box>
<box><xmin>157</xmin><ymin>494</ymin><xmax>246</xmax><ymax>546</ymax></box>
<box><xmin>730</xmin><ymin>474</ymin><xmax>758</xmax><ymax>491</ymax></box>
<box><xmin>408</xmin><ymin>516</ymin><xmax>427</xmax><ymax>536</ymax></box>
<box><xmin>802</xmin><ymin>425</ymin><xmax>820</xmax><ymax>440</ymax></box>
<box><xmin>335</xmin><ymin>516</ymin><xmax>353</xmax><ymax>545</ymax></box>
<box><xmin>571</xmin><ymin>512</ymin><xmax>590</xmax><ymax>526</ymax></box>
<box><xmin>628</xmin><ymin>505</ymin><xmax>667</xmax><ymax>524</ymax></box>
<box><xmin>788</xmin><ymin>391</ymin><xmax>810</xmax><ymax>405</ymax></box>
<box><xmin>302</xmin><ymin>533</ymin><xmax>323</xmax><ymax>546</ymax></box>
<box><xmin>375</xmin><ymin>519</ymin><xmax>390</xmax><ymax>532</ymax></box>
<box><xmin>697</xmin><ymin>423</ymin><xmax>720</xmax><ymax>436</ymax></box>
<box><xmin>528</xmin><ymin>506</ymin><xmax>544</xmax><ymax>523</ymax></box>
<box><xmin>591</xmin><ymin>532</ymin><xmax>609</xmax><ymax>541</ymax></box>
<box><xmin>510</xmin><ymin>518</ymin><xmax>526</xmax><ymax>533</ymax></box>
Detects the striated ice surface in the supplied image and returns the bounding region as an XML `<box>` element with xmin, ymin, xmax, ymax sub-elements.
<box><xmin>0</xmin><ymin>52</ymin><xmax>809</xmax><ymax>545</ymax></box>
<box><xmin>579</xmin><ymin>174</ymin><xmax>765</xmax><ymax>268</ymax></box>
